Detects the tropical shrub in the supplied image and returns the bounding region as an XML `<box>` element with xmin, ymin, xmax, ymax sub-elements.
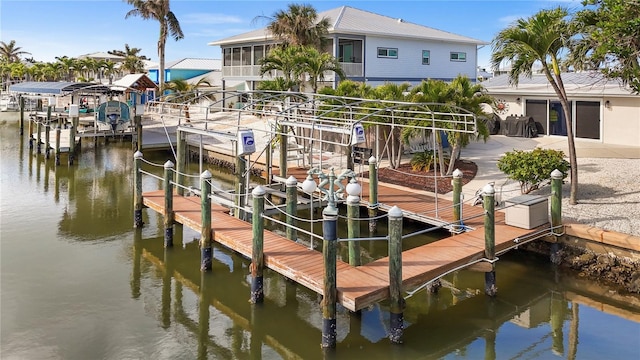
<box><xmin>497</xmin><ymin>148</ymin><xmax>569</xmax><ymax>194</ymax></box>
<box><xmin>410</xmin><ymin>151</ymin><xmax>435</xmax><ymax>172</ymax></box>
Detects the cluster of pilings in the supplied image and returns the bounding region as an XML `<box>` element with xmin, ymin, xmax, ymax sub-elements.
<box><xmin>133</xmin><ymin>150</ymin><xmax>565</xmax><ymax>351</ymax></box>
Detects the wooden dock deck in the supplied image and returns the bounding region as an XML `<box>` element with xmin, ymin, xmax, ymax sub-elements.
<box><xmin>142</xmin><ymin>185</ymin><xmax>549</xmax><ymax>312</ymax></box>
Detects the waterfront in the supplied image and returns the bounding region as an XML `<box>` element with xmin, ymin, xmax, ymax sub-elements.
<box><xmin>1</xmin><ymin>118</ymin><xmax>639</xmax><ymax>359</ymax></box>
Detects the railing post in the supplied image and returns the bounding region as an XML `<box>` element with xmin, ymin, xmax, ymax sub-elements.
<box><xmin>54</xmin><ymin>121</ymin><xmax>61</xmax><ymax>166</ymax></box>
<box><xmin>388</xmin><ymin>206</ymin><xmax>405</xmax><ymax>343</ymax></box>
<box><xmin>279</xmin><ymin>124</ymin><xmax>288</xmax><ymax>178</ymax></box>
<box><xmin>285</xmin><ymin>176</ymin><xmax>297</xmax><ymax>241</ymax></box>
<box><xmin>133</xmin><ymin>151</ymin><xmax>144</xmax><ymax>228</ymax></box>
<box><xmin>235</xmin><ymin>155</ymin><xmax>247</xmax><ymax>220</ymax></box>
<box><xmin>321</xmin><ymin>205</ymin><xmax>338</xmax><ymax>349</ymax></box>
<box><xmin>483</xmin><ymin>183</ymin><xmax>497</xmax><ymax>297</ymax></box>
<box><xmin>250</xmin><ymin>186</ymin><xmax>266</xmax><ymax>303</ymax></box>
<box><xmin>452</xmin><ymin>168</ymin><xmax>463</xmax><ymax>230</ymax></box>
<box><xmin>200</xmin><ymin>170</ymin><xmax>213</xmax><ymax>271</ymax></box>
<box><xmin>550</xmin><ymin>169</ymin><xmax>564</xmax><ymax>264</ymax></box>
<box><xmin>368</xmin><ymin>156</ymin><xmax>378</xmax><ymax>233</ymax></box>
<box><xmin>176</xmin><ymin>129</ymin><xmax>185</xmax><ymax>196</ymax></box>
<box><xmin>164</xmin><ymin>160</ymin><xmax>175</xmax><ymax>247</ymax></box>
<box><xmin>347</xmin><ymin>179</ymin><xmax>361</xmax><ymax>266</ymax></box>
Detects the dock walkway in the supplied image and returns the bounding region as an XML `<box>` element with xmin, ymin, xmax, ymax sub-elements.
<box><xmin>142</xmin><ymin>182</ymin><xmax>549</xmax><ymax>312</ymax></box>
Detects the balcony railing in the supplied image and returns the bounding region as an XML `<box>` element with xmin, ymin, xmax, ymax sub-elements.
<box><xmin>222</xmin><ymin>62</ymin><xmax>363</xmax><ymax>79</ymax></box>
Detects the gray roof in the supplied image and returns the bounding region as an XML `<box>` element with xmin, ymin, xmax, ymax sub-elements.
<box><xmin>483</xmin><ymin>72</ymin><xmax>636</xmax><ymax>97</ymax></box>
<box><xmin>149</xmin><ymin>58</ymin><xmax>221</xmax><ymax>70</ymax></box>
<box><xmin>209</xmin><ymin>6</ymin><xmax>486</xmax><ymax>46</ymax></box>
<box><xmin>9</xmin><ymin>81</ymin><xmax>112</xmax><ymax>96</ymax></box>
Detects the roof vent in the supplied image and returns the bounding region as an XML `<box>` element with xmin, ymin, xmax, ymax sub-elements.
<box><xmin>397</xmin><ymin>18</ymin><xmax>403</xmax><ymax>23</ymax></box>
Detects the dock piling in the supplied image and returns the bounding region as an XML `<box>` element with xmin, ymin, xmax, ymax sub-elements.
<box><xmin>200</xmin><ymin>170</ymin><xmax>213</xmax><ymax>271</ymax></box>
<box><xmin>54</xmin><ymin>122</ymin><xmax>61</xmax><ymax>166</ymax></box>
<box><xmin>321</xmin><ymin>205</ymin><xmax>338</xmax><ymax>349</ymax></box>
<box><xmin>176</xmin><ymin>129</ymin><xmax>185</xmax><ymax>196</ymax></box>
<box><xmin>285</xmin><ymin>176</ymin><xmax>297</xmax><ymax>241</ymax></box>
<box><xmin>368</xmin><ymin>156</ymin><xmax>379</xmax><ymax>234</ymax></box>
<box><xmin>133</xmin><ymin>151</ymin><xmax>144</xmax><ymax>228</ymax></box>
<box><xmin>452</xmin><ymin>169</ymin><xmax>463</xmax><ymax>230</ymax></box>
<box><xmin>346</xmin><ymin>178</ymin><xmax>362</xmax><ymax>266</ymax></box>
<box><xmin>483</xmin><ymin>183</ymin><xmax>497</xmax><ymax>297</ymax></box>
<box><xmin>550</xmin><ymin>169</ymin><xmax>564</xmax><ymax>264</ymax></box>
<box><xmin>250</xmin><ymin>186</ymin><xmax>266</xmax><ymax>303</ymax></box>
<box><xmin>36</xmin><ymin>120</ymin><xmax>41</xmax><ymax>153</ymax></box>
<box><xmin>68</xmin><ymin>116</ymin><xmax>77</xmax><ymax>165</ymax></box>
<box><xmin>19</xmin><ymin>96</ymin><xmax>24</xmax><ymax>135</ymax></box>
<box><xmin>235</xmin><ymin>156</ymin><xmax>247</xmax><ymax>220</ymax></box>
<box><xmin>388</xmin><ymin>206</ymin><xmax>405</xmax><ymax>344</ymax></box>
<box><xmin>163</xmin><ymin>160</ymin><xmax>175</xmax><ymax>247</ymax></box>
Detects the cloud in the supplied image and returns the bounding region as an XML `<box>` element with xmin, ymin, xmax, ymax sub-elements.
<box><xmin>498</xmin><ymin>14</ymin><xmax>526</xmax><ymax>25</ymax></box>
<box><xmin>181</xmin><ymin>13</ymin><xmax>243</xmax><ymax>25</ymax></box>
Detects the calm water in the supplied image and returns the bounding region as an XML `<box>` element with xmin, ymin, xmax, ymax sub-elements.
<box><xmin>1</xmin><ymin>117</ymin><xmax>639</xmax><ymax>359</ymax></box>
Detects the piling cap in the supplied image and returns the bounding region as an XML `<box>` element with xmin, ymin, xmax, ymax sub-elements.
<box><xmin>482</xmin><ymin>183</ymin><xmax>495</xmax><ymax>195</ymax></box>
<box><xmin>452</xmin><ymin>169</ymin><xmax>463</xmax><ymax>178</ymax></box>
<box><xmin>164</xmin><ymin>160</ymin><xmax>175</xmax><ymax>169</ymax></box>
<box><xmin>252</xmin><ymin>185</ymin><xmax>266</xmax><ymax>197</ymax></box>
<box><xmin>286</xmin><ymin>175</ymin><xmax>298</xmax><ymax>186</ymax></box>
<box><xmin>346</xmin><ymin>179</ymin><xmax>362</xmax><ymax>196</ymax></box>
<box><xmin>133</xmin><ymin>151</ymin><xmax>143</xmax><ymax>159</ymax></box>
<box><xmin>200</xmin><ymin>170</ymin><xmax>212</xmax><ymax>179</ymax></box>
<box><xmin>551</xmin><ymin>169</ymin><xmax>563</xmax><ymax>179</ymax></box>
<box><xmin>368</xmin><ymin>156</ymin><xmax>377</xmax><ymax>165</ymax></box>
<box><xmin>388</xmin><ymin>205</ymin><xmax>403</xmax><ymax>218</ymax></box>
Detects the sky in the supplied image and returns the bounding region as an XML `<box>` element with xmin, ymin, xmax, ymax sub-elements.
<box><xmin>0</xmin><ymin>0</ymin><xmax>584</xmax><ymax>69</ymax></box>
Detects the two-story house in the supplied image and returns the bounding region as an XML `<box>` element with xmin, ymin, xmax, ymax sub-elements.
<box><xmin>208</xmin><ymin>6</ymin><xmax>487</xmax><ymax>91</ymax></box>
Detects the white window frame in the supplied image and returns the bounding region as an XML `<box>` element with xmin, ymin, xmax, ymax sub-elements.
<box><xmin>450</xmin><ymin>52</ymin><xmax>467</xmax><ymax>62</ymax></box>
<box><xmin>377</xmin><ymin>47</ymin><xmax>398</xmax><ymax>59</ymax></box>
<box><xmin>422</xmin><ymin>50</ymin><xmax>430</xmax><ymax>65</ymax></box>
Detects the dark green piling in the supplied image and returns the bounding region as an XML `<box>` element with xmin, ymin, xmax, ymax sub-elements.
<box><xmin>36</xmin><ymin>119</ymin><xmax>41</xmax><ymax>153</ymax></box>
<box><xmin>164</xmin><ymin>160</ymin><xmax>175</xmax><ymax>247</ymax></box>
<box><xmin>68</xmin><ymin>116</ymin><xmax>77</xmax><ymax>165</ymax></box>
<box><xmin>200</xmin><ymin>170</ymin><xmax>213</xmax><ymax>271</ymax></box>
<box><xmin>250</xmin><ymin>186</ymin><xmax>266</xmax><ymax>303</ymax></box>
<box><xmin>134</xmin><ymin>114</ymin><xmax>143</xmax><ymax>153</ymax></box>
<box><xmin>452</xmin><ymin>168</ymin><xmax>463</xmax><ymax>231</ymax></box>
<box><xmin>367</xmin><ymin>156</ymin><xmax>378</xmax><ymax>233</ymax></box>
<box><xmin>483</xmin><ymin>183</ymin><xmax>497</xmax><ymax>297</ymax></box>
<box><xmin>54</xmin><ymin>121</ymin><xmax>61</xmax><ymax>166</ymax></box>
<box><xmin>550</xmin><ymin>169</ymin><xmax>564</xmax><ymax>264</ymax></box>
<box><xmin>19</xmin><ymin>96</ymin><xmax>24</xmax><ymax>135</ymax></box>
<box><xmin>388</xmin><ymin>206</ymin><xmax>404</xmax><ymax>343</ymax></box>
<box><xmin>133</xmin><ymin>151</ymin><xmax>144</xmax><ymax>228</ymax></box>
<box><xmin>285</xmin><ymin>176</ymin><xmax>298</xmax><ymax>241</ymax></box>
<box><xmin>28</xmin><ymin>112</ymin><xmax>34</xmax><ymax>149</ymax></box>
<box><xmin>44</xmin><ymin>109</ymin><xmax>51</xmax><ymax>159</ymax></box>
<box><xmin>346</xmin><ymin>179</ymin><xmax>361</xmax><ymax>266</ymax></box>
<box><xmin>321</xmin><ymin>205</ymin><xmax>338</xmax><ymax>349</ymax></box>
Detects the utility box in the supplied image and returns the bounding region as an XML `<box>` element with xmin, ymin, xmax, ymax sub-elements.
<box><xmin>505</xmin><ymin>195</ymin><xmax>549</xmax><ymax>229</ymax></box>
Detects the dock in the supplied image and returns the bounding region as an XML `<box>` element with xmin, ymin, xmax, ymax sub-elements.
<box><xmin>142</xmin><ymin>182</ymin><xmax>549</xmax><ymax>312</ymax></box>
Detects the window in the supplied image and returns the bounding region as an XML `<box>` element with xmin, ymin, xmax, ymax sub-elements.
<box><xmin>223</xmin><ymin>48</ymin><xmax>231</xmax><ymax>66</ymax></box>
<box><xmin>422</xmin><ymin>50</ymin><xmax>430</xmax><ymax>65</ymax></box>
<box><xmin>450</xmin><ymin>52</ymin><xmax>466</xmax><ymax>62</ymax></box>
<box><xmin>377</xmin><ymin>47</ymin><xmax>398</xmax><ymax>59</ymax></box>
<box><xmin>253</xmin><ymin>45</ymin><xmax>265</xmax><ymax>65</ymax></box>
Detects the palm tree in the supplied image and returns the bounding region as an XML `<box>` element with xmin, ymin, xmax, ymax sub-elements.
<box><xmin>164</xmin><ymin>78</ymin><xmax>212</xmax><ymax>121</ymax></box>
<box><xmin>259</xmin><ymin>45</ymin><xmax>304</xmax><ymax>90</ymax></box>
<box><xmin>0</xmin><ymin>40</ymin><xmax>30</xmax><ymax>63</ymax></box>
<box><xmin>491</xmin><ymin>7</ymin><xmax>579</xmax><ymax>204</ymax></box>
<box><xmin>297</xmin><ymin>46</ymin><xmax>345</xmax><ymax>92</ymax></box>
<box><xmin>125</xmin><ymin>0</ymin><xmax>184</xmax><ymax>90</ymax></box>
<box><xmin>55</xmin><ymin>56</ymin><xmax>77</xmax><ymax>81</ymax></box>
<box><xmin>102</xmin><ymin>60</ymin><xmax>117</xmax><ymax>84</ymax></box>
<box><xmin>109</xmin><ymin>44</ymin><xmax>148</xmax><ymax>75</ymax></box>
<box><xmin>262</xmin><ymin>4</ymin><xmax>330</xmax><ymax>49</ymax></box>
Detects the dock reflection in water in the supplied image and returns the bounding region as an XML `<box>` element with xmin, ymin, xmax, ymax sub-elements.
<box><xmin>1</xmin><ymin>119</ymin><xmax>639</xmax><ymax>360</ymax></box>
